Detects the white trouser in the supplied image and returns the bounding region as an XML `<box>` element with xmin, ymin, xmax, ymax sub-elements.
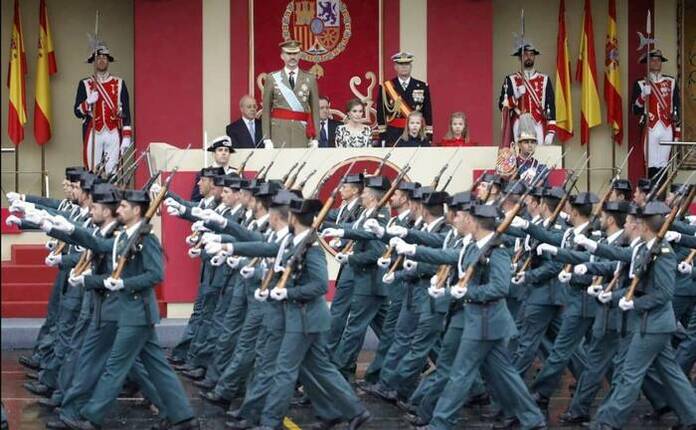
<box><xmin>86</xmin><ymin>128</ymin><xmax>120</xmax><ymax>174</ymax></box>
<box><xmin>513</xmin><ymin>117</ymin><xmax>545</xmax><ymax>145</ymax></box>
<box><xmin>646</xmin><ymin>122</ymin><xmax>672</xmax><ymax>168</ymax></box>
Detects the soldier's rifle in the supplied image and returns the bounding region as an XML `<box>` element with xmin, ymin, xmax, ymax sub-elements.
<box><xmin>272</xmin><ymin>160</ymin><xmax>359</xmax><ymax>290</ymax></box>
<box><xmin>110</xmin><ymin>149</ymin><xmax>149</xmax><ymax>186</ymax></box>
<box><xmin>107</xmin><ymin>148</ymin><xmax>136</xmax><ymax>182</ymax></box>
<box><xmin>296</xmin><ymin>169</ymin><xmax>318</xmax><ymax>193</ymax></box>
<box><xmin>285</xmin><ymin>156</ymin><xmax>310</xmax><ymax>189</ymax></box>
<box><xmin>455</xmin><ymin>167</ymin><xmax>551</xmax><ymax>290</ymax></box>
<box><xmin>439</xmin><ymin>154</ymin><xmax>466</xmax><ymax>192</ymax></box>
<box><xmin>257</xmin><ymin>142</ymin><xmax>287</xmax><ymax>180</ymax></box>
<box><xmin>644</xmin><ymin>146</ymin><xmax>695</xmax><ymax>203</ymax></box>
<box><xmin>373</xmin><ymin>145</ymin><xmax>396</xmax><ymax>177</ymax></box>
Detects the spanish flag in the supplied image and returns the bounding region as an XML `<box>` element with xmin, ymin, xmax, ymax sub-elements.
<box><xmin>34</xmin><ymin>0</ymin><xmax>58</xmax><ymax>145</ymax></box>
<box><xmin>603</xmin><ymin>0</ymin><xmax>623</xmax><ymax>144</ymax></box>
<box><xmin>7</xmin><ymin>0</ymin><xmax>27</xmax><ymax>145</ymax></box>
<box><xmin>554</xmin><ymin>0</ymin><xmax>573</xmax><ymax>142</ymax></box>
<box><xmin>576</xmin><ymin>0</ymin><xmax>602</xmax><ymax>145</ymax></box>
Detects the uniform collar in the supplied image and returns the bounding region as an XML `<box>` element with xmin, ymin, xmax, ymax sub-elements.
<box><xmin>100</xmin><ymin>220</ymin><xmax>118</xmax><ymax>236</ymax></box>
<box><xmin>285</xmin><ymin>67</ymin><xmax>298</xmax><ymax>78</ymax></box>
<box><xmin>476</xmin><ymin>232</ymin><xmax>495</xmax><ymax>249</ymax></box>
<box><xmin>606</xmin><ymin>229</ymin><xmax>624</xmax><ymax>244</ymax></box>
<box><xmin>523</xmin><ymin>69</ymin><xmax>536</xmax><ymax>78</ymax></box>
<box><xmin>425</xmin><ymin>216</ymin><xmax>445</xmax><ymax>232</ymax></box>
<box><xmin>230</xmin><ymin>203</ymin><xmax>243</xmax><ymax>215</ymax></box>
<box><xmin>292</xmin><ymin>229</ymin><xmax>311</xmax><ymax>246</ymax></box>
<box><xmin>630</xmin><ymin>236</ymin><xmax>642</xmax><ymax>248</ymax></box>
<box><xmin>256</xmin><ymin>212</ymin><xmax>270</xmax><ymax>227</ymax></box>
<box><xmin>398</xmin><ymin>76</ymin><xmax>411</xmax><ymax>87</ymax></box>
<box><xmin>202</xmin><ymin>195</ymin><xmax>215</xmax><ymax>207</ymax></box>
<box><xmin>573</xmin><ymin>221</ymin><xmax>589</xmax><ymax>236</ymax></box>
<box><xmin>398</xmin><ymin>208</ymin><xmax>411</xmax><ymax>221</ymax></box>
<box><xmin>275</xmin><ymin>226</ymin><xmax>290</xmax><ymax>242</ymax></box>
<box><xmin>345</xmin><ymin>197</ymin><xmax>359</xmax><ymax>211</ymax></box>
<box><xmin>124</xmin><ymin>222</ymin><xmax>140</xmax><ymax>238</ymax></box>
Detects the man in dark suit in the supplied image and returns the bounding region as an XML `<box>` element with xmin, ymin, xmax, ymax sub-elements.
<box><xmin>317</xmin><ymin>96</ymin><xmax>342</xmax><ymax>148</ymax></box>
<box><xmin>225</xmin><ymin>95</ymin><xmax>263</xmax><ymax>149</ymax></box>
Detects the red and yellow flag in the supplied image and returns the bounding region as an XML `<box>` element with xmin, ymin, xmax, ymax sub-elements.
<box><xmin>34</xmin><ymin>0</ymin><xmax>58</xmax><ymax>145</ymax></box>
<box><xmin>576</xmin><ymin>0</ymin><xmax>602</xmax><ymax>145</ymax></box>
<box><xmin>7</xmin><ymin>0</ymin><xmax>27</xmax><ymax>145</ymax></box>
<box><xmin>554</xmin><ymin>0</ymin><xmax>574</xmax><ymax>142</ymax></box>
<box><xmin>603</xmin><ymin>0</ymin><xmax>623</xmax><ymax>144</ymax></box>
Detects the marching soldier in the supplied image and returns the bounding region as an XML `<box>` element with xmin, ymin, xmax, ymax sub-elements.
<box><xmin>631</xmin><ymin>49</ymin><xmax>681</xmax><ymax>178</ymax></box>
<box><xmin>377</xmin><ymin>52</ymin><xmax>433</xmax><ymax>145</ymax></box>
<box><xmin>74</xmin><ymin>40</ymin><xmax>132</xmax><ymax>174</ymax></box>
<box><xmin>262</xmin><ymin>40</ymin><xmax>320</xmax><ymax>149</ymax></box>
<box><xmin>498</xmin><ymin>41</ymin><xmax>556</xmax><ymax>145</ymax></box>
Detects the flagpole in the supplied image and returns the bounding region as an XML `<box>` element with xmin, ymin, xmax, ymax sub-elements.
<box><xmin>14</xmin><ymin>149</ymin><xmax>19</xmax><ymax>193</ymax></box>
<box><xmin>587</xmin><ymin>134</ymin><xmax>592</xmax><ymax>190</ymax></box>
<box><xmin>41</xmin><ymin>146</ymin><xmax>46</xmax><ymax>196</ymax></box>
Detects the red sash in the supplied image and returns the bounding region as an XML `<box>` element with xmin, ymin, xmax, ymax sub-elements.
<box><xmin>271</xmin><ymin>108</ymin><xmax>316</xmax><ymax>138</ymax></box>
<box><xmin>387</xmin><ymin>118</ymin><xmax>407</xmax><ymax>128</ymax></box>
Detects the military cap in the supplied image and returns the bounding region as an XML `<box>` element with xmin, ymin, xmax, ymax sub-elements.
<box><xmin>79</xmin><ymin>173</ymin><xmax>100</xmax><ymax>191</ymax></box>
<box><xmin>612</xmin><ymin>179</ymin><xmax>632</xmax><ymax>192</ymax></box>
<box><xmin>289</xmin><ymin>198</ymin><xmax>323</xmax><ymax>215</ymax></box>
<box><xmin>512</xmin><ymin>42</ymin><xmax>540</xmax><ymax>57</ymax></box>
<box><xmin>448</xmin><ymin>192</ymin><xmax>474</xmax><ymax>211</ymax></box>
<box><xmin>411</xmin><ymin>186</ymin><xmax>434</xmax><ymax>201</ymax></box>
<box><xmin>254</xmin><ymin>180</ymin><xmax>283</xmax><ymax>197</ymax></box>
<box><xmin>637</xmin><ymin>178</ymin><xmax>653</xmax><ymax>192</ymax></box>
<box><xmin>638</xmin><ymin>201</ymin><xmax>671</xmax><ymax>217</ymax></box>
<box><xmin>92</xmin><ymin>184</ymin><xmax>120</xmax><ymax>204</ymax></box>
<box><xmin>531</xmin><ymin>186</ymin><xmax>546</xmax><ymax>198</ymax></box>
<box><xmin>627</xmin><ymin>202</ymin><xmax>640</xmax><ymax>215</ymax></box>
<box><xmin>391</xmin><ymin>51</ymin><xmax>415</xmax><ymax>64</ymax></box>
<box><xmin>67</xmin><ymin>170</ymin><xmax>84</xmax><ymax>183</ymax></box>
<box><xmin>122</xmin><ymin>189</ymin><xmax>150</xmax><ymax>203</ymax></box>
<box><xmin>602</xmin><ymin>201</ymin><xmax>631</xmax><ymax>213</ymax></box>
<box><xmin>201</xmin><ymin>167</ymin><xmax>225</xmax><ymax>178</ymax></box>
<box><xmin>640</xmin><ymin>48</ymin><xmax>668</xmax><ymax>63</ymax></box>
<box><xmin>271</xmin><ymin>190</ymin><xmax>300</xmax><ymax>207</ymax></box>
<box><xmin>670</xmin><ymin>183</ymin><xmax>686</xmax><ymax>194</ymax></box>
<box><xmin>207</xmin><ymin>136</ymin><xmax>235</xmax><ymax>153</ymax></box>
<box><xmin>246</xmin><ymin>178</ymin><xmax>264</xmax><ymax>190</ymax></box>
<box><xmin>364</xmin><ymin>176</ymin><xmax>391</xmax><ymax>191</ymax></box>
<box><xmin>343</xmin><ymin>173</ymin><xmax>365</xmax><ymax>185</ymax></box>
<box><xmin>543</xmin><ymin>187</ymin><xmax>566</xmax><ymax>200</ymax></box>
<box><xmin>213</xmin><ymin>175</ymin><xmax>228</xmax><ymax>187</ymax></box>
<box><xmin>569</xmin><ymin>192</ymin><xmax>599</xmax><ymax>206</ymax></box>
<box><xmin>398</xmin><ymin>181</ymin><xmax>421</xmax><ymax>197</ymax></box>
<box><xmin>229</xmin><ymin>178</ymin><xmax>250</xmax><ymax>190</ymax></box>
<box><xmin>422</xmin><ymin>191</ymin><xmax>449</xmax><ymax>206</ymax></box>
<box><xmin>480</xmin><ymin>172</ymin><xmax>503</xmax><ymax>186</ymax></box>
<box><xmin>86</xmin><ymin>45</ymin><xmax>115</xmax><ymax>63</ymax></box>
<box><xmin>517</xmin><ymin>113</ymin><xmax>538</xmax><ymax>142</ymax></box>
<box><xmin>65</xmin><ymin>166</ymin><xmax>87</xmax><ymax>179</ymax></box>
<box><xmin>471</xmin><ymin>204</ymin><xmax>502</xmax><ymax>219</ymax></box>
<box><xmin>504</xmin><ymin>181</ymin><xmax>527</xmax><ymax>195</ymax></box>
<box><xmin>279</xmin><ymin>39</ymin><xmax>302</xmax><ymax>54</ymax></box>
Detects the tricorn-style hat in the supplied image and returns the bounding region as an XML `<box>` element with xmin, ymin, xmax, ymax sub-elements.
<box><xmin>639</xmin><ymin>48</ymin><xmax>668</xmax><ymax>63</ymax></box>
<box><xmin>569</xmin><ymin>192</ymin><xmax>599</xmax><ymax>206</ymax></box>
<box><xmin>364</xmin><ymin>176</ymin><xmax>391</xmax><ymax>191</ymax></box>
<box><xmin>122</xmin><ymin>189</ymin><xmax>150</xmax><ymax>203</ymax></box>
<box><xmin>471</xmin><ymin>204</ymin><xmax>502</xmax><ymax>219</ymax></box>
<box><xmin>289</xmin><ymin>198</ymin><xmax>323</xmax><ymax>214</ymax></box>
<box><xmin>637</xmin><ymin>201</ymin><xmax>671</xmax><ymax>217</ymax></box>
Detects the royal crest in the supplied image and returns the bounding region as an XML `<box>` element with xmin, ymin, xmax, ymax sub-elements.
<box><xmin>282</xmin><ymin>0</ymin><xmax>352</xmax><ymax>78</ymax></box>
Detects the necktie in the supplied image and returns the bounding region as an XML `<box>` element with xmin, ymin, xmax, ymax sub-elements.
<box><xmin>320</xmin><ymin>121</ymin><xmax>328</xmax><ymax>146</ymax></box>
<box><xmin>401</xmin><ymin>80</ymin><xmax>408</xmax><ymax>90</ymax></box>
<box><xmin>289</xmin><ymin>71</ymin><xmax>295</xmax><ymax>90</ymax></box>
<box><xmin>248</xmin><ymin>120</ymin><xmax>255</xmax><ymax>140</ymax></box>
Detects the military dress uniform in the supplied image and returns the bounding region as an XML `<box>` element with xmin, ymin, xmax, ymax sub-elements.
<box><xmin>376</xmin><ymin>52</ymin><xmax>433</xmax><ymax>145</ymax></box>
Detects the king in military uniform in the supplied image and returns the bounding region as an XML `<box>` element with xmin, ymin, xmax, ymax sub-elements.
<box><xmin>262</xmin><ymin>40</ymin><xmax>320</xmax><ymax>149</ymax></box>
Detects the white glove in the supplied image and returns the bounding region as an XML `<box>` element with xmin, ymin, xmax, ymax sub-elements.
<box><xmin>86</xmin><ymin>91</ymin><xmax>99</xmax><ymax>105</ymax></box>
<box><xmin>120</xmin><ymin>137</ymin><xmax>132</xmax><ymax>155</ymax></box>
<box><xmin>574</xmin><ymin>264</ymin><xmax>588</xmax><ymax>275</ymax></box>
<box><xmin>23</xmin><ymin>210</ymin><xmax>46</xmax><ymax>226</ymax></box>
<box><xmin>190</xmin><ymin>207</ymin><xmax>205</xmax><ymax>219</ymax></box>
<box><xmin>428</xmin><ymin>285</ymin><xmax>445</xmax><ymax>299</ymax></box>
<box><xmin>226</xmin><ymin>256</ymin><xmax>241</xmax><ymax>269</ymax></box>
<box><xmin>573</xmin><ymin>234</ymin><xmax>597</xmax><ymax>252</ymax></box>
<box><xmin>677</xmin><ymin>261</ymin><xmax>693</xmax><ymax>275</ymax></box>
<box><xmin>201</xmin><ymin>232</ymin><xmax>222</xmax><ymax>244</ymax></box>
<box><xmin>403</xmin><ymin>259</ymin><xmax>418</xmax><ymax>272</ymax></box>
<box><xmin>558</xmin><ymin>270</ymin><xmax>572</xmax><ymax>283</ymax></box>
<box><xmin>598</xmin><ymin>291</ymin><xmax>612</xmax><ymax>304</ymax></box>
<box><xmin>328</xmin><ymin>238</ymin><xmax>343</xmax><ymax>248</ymax></box>
<box><xmin>167</xmin><ymin>205</ymin><xmax>184</xmax><ymax>217</ymax></box>
<box><xmin>307</xmin><ymin>139</ymin><xmax>319</xmax><ymax>148</ymax></box>
<box><xmin>536</xmin><ymin>243</ymin><xmax>558</xmax><ymax>256</ymax></box>
<box><xmin>188</xmin><ymin>247</ymin><xmax>202</xmax><ymax>258</ymax></box>
<box><xmin>104</xmin><ymin>277</ymin><xmax>124</xmax><ymax>291</ymax></box>
<box><xmin>511</xmin><ymin>216</ymin><xmax>529</xmax><ymax>230</ymax></box>
<box><xmin>240</xmin><ymin>266</ymin><xmax>256</xmax><ymax>279</ymax></box>
<box><xmin>149</xmin><ymin>183</ymin><xmax>162</xmax><ymax>196</ymax></box>
<box><xmin>395</xmin><ymin>240</ymin><xmax>417</xmax><ymax>256</ymax></box>
<box><xmin>254</xmin><ymin>288</ymin><xmax>269</xmax><ymax>302</ymax></box>
<box><xmin>321</xmin><ymin>228</ymin><xmax>344</xmax><ymax>238</ymax></box>
<box><xmin>664</xmin><ymin>231</ymin><xmax>681</xmax><ymax>243</ymax></box>
<box><xmin>517</xmin><ymin>85</ymin><xmax>526</xmax><ymax>97</ymax></box>
<box><xmin>204</xmin><ymin>242</ymin><xmax>223</xmax><ymax>254</ymax></box>
<box><xmin>204</xmin><ymin>209</ymin><xmax>228</xmax><ymax>227</ymax></box>
<box><xmin>587</xmin><ymin>284</ymin><xmax>603</xmax><ymax>296</ymax></box>
<box><xmin>6</xmin><ymin>192</ymin><xmax>22</xmax><ymax>203</ymax></box>
<box><xmin>377</xmin><ymin>257</ymin><xmax>391</xmax><ymax>268</ymax></box>
<box><xmin>192</xmin><ymin>220</ymin><xmax>209</xmax><ymax>232</ymax></box>
<box><xmin>165</xmin><ymin>198</ymin><xmax>185</xmax><ymax>216</ymax></box>
<box><xmin>270</xmin><ymin>287</ymin><xmax>288</xmax><ymax>301</ymax></box>
<box><xmin>641</xmin><ymin>85</ymin><xmax>651</xmax><ymax>97</ymax></box>
<box><xmin>430</xmin><ymin>275</ymin><xmax>440</xmax><ymax>287</ymax></box>
<box><xmin>618</xmin><ymin>297</ymin><xmax>634</xmax><ymax>311</ymax></box>
<box><xmin>363</xmin><ymin>218</ymin><xmax>385</xmax><ymax>238</ymax></box>
<box><xmin>45</xmin><ymin>254</ymin><xmax>62</xmax><ymax>267</ymax></box>
<box><xmin>39</xmin><ymin>220</ymin><xmax>54</xmax><ymax>233</ymax></box>
<box><xmin>512</xmin><ymin>272</ymin><xmax>525</xmax><ymax>285</ymax></box>
<box><xmin>210</xmin><ymin>253</ymin><xmax>226</xmax><ymax>266</ymax></box>
<box><xmin>334</xmin><ymin>252</ymin><xmax>350</xmax><ymax>264</ymax></box>
<box><xmin>450</xmin><ymin>285</ymin><xmax>468</xmax><ymax>299</ymax></box>
<box><xmin>5</xmin><ymin>215</ymin><xmax>21</xmax><ymax>227</ymax></box>
<box><xmin>386</xmin><ymin>225</ymin><xmax>408</xmax><ymax>238</ymax></box>
<box><xmin>68</xmin><ymin>272</ymin><xmax>86</xmax><ymax>287</ymax></box>
<box><xmin>263</xmin><ymin>139</ymin><xmax>274</xmax><ymax>149</ymax></box>
<box><xmin>9</xmin><ymin>200</ymin><xmax>34</xmax><ymax>214</ymax></box>
<box><xmin>382</xmin><ymin>272</ymin><xmax>395</xmax><ymax>284</ymax></box>
<box><xmin>687</xmin><ymin>215</ymin><xmax>696</xmax><ymax>225</ymax></box>
<box><xmin>185</xmin><ymin>233</ymin><xmax>199</xmax><ymax>246</ymax></box>
<box><xmin>544</xmin><ymin>133</ymin><xmax>555</xmax><ymax>146</ymax></box>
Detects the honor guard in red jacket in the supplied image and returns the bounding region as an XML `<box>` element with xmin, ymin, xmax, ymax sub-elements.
<box><xmin>631</xmin><ymin>49</ymin><xmax>681</xmax><ymax>178</ymax></box>
<box><xmin>377</xmin><ymin>52</ymin><xmax>433</xmax><ymax>146</ymax></box>
<box><xmin>74</xmin><ymin>40</ymin><xmax>132</xmax><ymax>175</ymax></box>
<box><xmin>498</xmin><ymin>42</ymin><xmax>556</xmax><ymax>146</ymax></box>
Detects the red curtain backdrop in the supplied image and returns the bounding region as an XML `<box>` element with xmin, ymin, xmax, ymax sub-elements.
<box><xmin>427</xmin><ymin>0</ymin><xmax>493</xmax><ymax>145</ymax></box>
<box><xmin>134</xmin><ymin>0</ymin><xmax>203</xmax><ymax>186</ymax></box>
<box><xmin>627</xmin><ymin>0</ymin><xmax>654</xmax><ymax>182</ymax></box>
<box><xmin>251</xmin><ymin>0</ymin><xmax>380</xmax><ymax>111</ymax></box>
